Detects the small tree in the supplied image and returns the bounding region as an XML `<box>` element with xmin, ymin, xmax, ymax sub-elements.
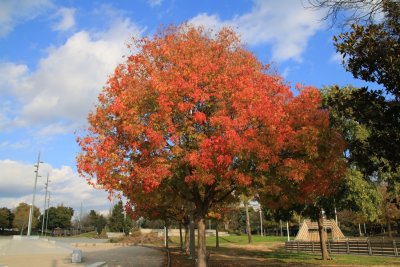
<box><xmin>0</xmin><ymin>207</ymin><xmax>14</xmax><ymax>232</ymax></box>
<box><xmin>39</xmin><ymin>205</ymin><xmax>74</xmax><ymax>231</ymax></box>
<box><xmin>108</xmin><ymin>201</ymin><xmax>125</xmax><ymax>232</ymax></box>
<box><xmin>96</xmin><ymin>215</ymin><xmax>107</xmax><ymax>235</ymax></box>
<box><xmin>13</xmin><ymin>203</ymin><xmax>40</xmax><ymax>234</ymax></box>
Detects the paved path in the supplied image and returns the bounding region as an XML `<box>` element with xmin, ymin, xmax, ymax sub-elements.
<box><xmin>0</xmin><ymin>236</ymin><xmax>165</xmax><ymax>267</ymax></box>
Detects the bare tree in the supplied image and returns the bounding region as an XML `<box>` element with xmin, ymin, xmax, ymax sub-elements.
<box><xmin>305</xmin><ymin>0</ymin><xmax>388</xmax><ymax>26</ymax></box>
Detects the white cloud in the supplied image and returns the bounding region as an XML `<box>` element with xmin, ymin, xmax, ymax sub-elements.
<box><xmin>0</xmin><ymin>159</ymin><xmax>111</xmax><ymax>213</ymax></box>
<box><xmin>189</xmin><ymin>0</ymin><xmax>324</xmax><ymax>62</ymax></box>
<box><xmin>0</xmin><ymin>140</ymin><xmax>30</xmax><ymax>150</ymax></box>
<box><xmin>52</xmin><ymin>7</ymin><xmax>76</xmax><ymax>32</ymax></box>
<box><xmin>330</xmin><ymin>52</ymin><xmax>343</xmax><ymax>64</ymax></box>
<box><xmin>0</xmin><ymin>62</ymin><xmax>29</xmax><ymax>95</ymax></box>
<box><xmin>0</xmin><ymin>0</ymin><xmax>52</xmax><ymax>38</ymax></box>
<box><xmin>0</xmin><ymin>15</ymin><xmax>144</xmax><ymax>133</ymax></box>
<box><xmin>148</xmin><ymin>0</ymin><xmax>163</xmax><ymax>7</ymax></box>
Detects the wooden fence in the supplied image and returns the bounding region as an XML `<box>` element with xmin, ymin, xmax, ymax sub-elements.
<box><xmin>285</xmin><ymin>239</ymin><xmax>399</xmax><ymax>257</ymax></box>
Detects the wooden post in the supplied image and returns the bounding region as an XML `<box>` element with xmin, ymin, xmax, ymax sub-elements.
<box><xmin>312</xmin><ymin>241</ymin><xmax>315</xmax><ymax>253</ymax></box>
<box><xmin>346</xmin><ymin>238</ymin><xmax>350</xmax><ymax>254</ymax></box>
<box><xmin>393</xmin><ymin>240</ymin><xmax>398</xmax><ymax>257</ymax></box>
<box><xmin>327</xmin><ymin>239</ymin><xmax>331</xmax><ymax>255</ymax></box>
<box><xmin>367</xmin><ymin>238</ymin><xmax>372</xmax><ymax>256</ymax></box>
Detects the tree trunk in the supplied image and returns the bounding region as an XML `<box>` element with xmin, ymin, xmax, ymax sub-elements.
<box><xmin>190</xmin><ymin>214</ymin><xmax>195</xmax><ymax>259</ymax></box>
<box><xmin>164</xmin><ymin>225</ymin><xmax>169</xmax><ymax>248</ymax></box>
<box><xmin>197</xmin><ymin>218</ymin><xmax>207</xmax><ymax>267</ymax></box>
<box><xmin>397</xmin><ymin>220</ymin><xmax>400</xmax><ymax>235</ymax></box>
<box><xmin>216</xmin><ymin>220</ymin><xmax>219</xmax><ymax>248</ymax></box>
<box><xmin>245</xmin><ymin>201</ymin><xmax>252</xmax><ymax>243</ymax></box>
<box><xmin>387</xmin><ymin>217</ymin><xmax>392</xmax><ymax>238</ymax></box>
<box><xmin>317</xmin><ymin>209</ymin><xmax>329</xmax><ymax>260</ymax></box>
<box><xmin>179</xmin><ymin>223</ymin><xmax>183</xmax><ymax>251</ymax></box>
<box><xmin>184</xmin><ymin>223</ymin><xmax>190</xmax><ymax>255</ymax></box>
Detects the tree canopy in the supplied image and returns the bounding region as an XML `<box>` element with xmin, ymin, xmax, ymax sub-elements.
<box><xmin>40</xmin><ymin>205</ymin><xmax>74</xmax><ymax>230</ymax></box>
<box><xmin>334</xmin><ymin>1</ymin><xmax>400</xmax><ymax>100</ymax></box>
<box><xmin>0</xmin><ymin>207</ymin><xmax>13</xmax><ymax>231</ymax></box>
<box><xmin>13</xmin><ymin>203</ymin><xmax>40</xmax><ymax>233</ymax></box>
<box><xmin>77</xmin><ymin>24</ymin><xmax>345</xmax><ymax>266</ymax></box>
<box><xmin>108</xmin><ymin>201</ymin><xmax>125</xmax><ymax>232</ymax></box>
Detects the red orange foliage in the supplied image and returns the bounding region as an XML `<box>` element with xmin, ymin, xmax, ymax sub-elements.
<box><xmin>77</xmin><ymin>24</ymin><xmax>345</xmax><ymax>265</ymax></box>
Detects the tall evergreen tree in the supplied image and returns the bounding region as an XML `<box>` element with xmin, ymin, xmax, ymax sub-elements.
<box><xmin>108</xmin><ymin>201</ymin><xmax>125</xmax><ymax>232</ymax></box>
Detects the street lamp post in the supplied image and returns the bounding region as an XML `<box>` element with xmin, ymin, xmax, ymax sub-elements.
<box><xmin>259</xmin><ymin>208</ymin><xmax>263</xmax><ymax>237</ymax></box>
<box><xmin>41</xmin><ymin>174</ymin><xmax>50</xmax><ymax>236</ymax></box>
<box><xmin>27</xmin><ymin>152</ymin><xmax>43</xmax><ymax>236</ymax></box>
<box><xmin>45</xmin><ymin>191</ymin><xmax>50</xmax><ymax>237</ymax></box>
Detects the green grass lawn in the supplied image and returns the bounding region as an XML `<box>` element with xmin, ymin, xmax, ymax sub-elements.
<box><xmin>168</xmin><ymin>235</ymin><xmax>400</xmax><ymax>266</ymax></box>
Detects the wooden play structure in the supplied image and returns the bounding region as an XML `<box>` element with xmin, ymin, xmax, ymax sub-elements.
<box><xmin>295</xmin><ymin>219</ymin><xmax>345</xmax><ymax>241</ymax></box>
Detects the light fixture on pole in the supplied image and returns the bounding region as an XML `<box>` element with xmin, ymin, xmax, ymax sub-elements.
<box><xmin>27</xmin><ymin>152</ymin><xmax>44</xmax><ymax>236</ymax></box>
<box><xmin>41</xmin><ymin>173</ymin><xmax>50</xmax><ymax>236</ymax></box>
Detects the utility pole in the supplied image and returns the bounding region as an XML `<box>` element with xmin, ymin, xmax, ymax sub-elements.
<box><xmin>286</xmin><ymin>221</ymin><xmax>290</xmax><ymax>241</ymax></box>
<box><xmin>27</xmin><ymin>152</ymin><xmax>43</xmax><ymax>236</ymax></box>
<box><xmin>79</xmin><ymin>202</ymin><xmax>83</xmax><ymax>233</ymax></box>
<box><xmin>259</xmin><ymin>206</ymin><xmax>263</xmax><ymax>237</ymax></box>
<box><xmin>45</xmin><ymin>192</ymin><xmax>50</xmax><ymax>237</ymax></box>
<box><xmin>41</xmin><ymin>174</ymin><xmax>50</xmax><ymax>236</ymax></box>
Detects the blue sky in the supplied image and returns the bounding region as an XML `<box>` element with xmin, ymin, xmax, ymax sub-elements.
<box><xmin>0</xmin><ymin>0</ymin><xmax>378</xmax><ymax>216</ymax></box>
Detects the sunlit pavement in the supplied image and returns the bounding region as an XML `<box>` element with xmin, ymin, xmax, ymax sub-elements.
<box><xmin>0</xmin><ymin>236</ymin><xmax>164</xmax><ymax>267</ymax></box>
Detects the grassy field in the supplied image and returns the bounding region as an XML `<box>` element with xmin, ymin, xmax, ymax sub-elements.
<box><xmin>167</xmin><ymin>235</ymin><xmax>400</xmax><ymax>266</ymax></box>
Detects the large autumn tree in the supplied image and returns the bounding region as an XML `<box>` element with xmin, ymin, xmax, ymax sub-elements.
<box><xmin>77</xmin><ymin>24</ymin><xmax>343</xmax><ymax>266</ymax></box>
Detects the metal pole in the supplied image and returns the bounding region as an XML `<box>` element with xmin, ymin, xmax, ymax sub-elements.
<box><xmin>286</xmin><ymin>221</ymin><xmax>290</xmax><ymax>241</ymax></box>
<box><xmin>79</xmin><ymin>202</ymin><xmax>83</xmax><ymax>233</ymax></box>
<box><xmin>334</xmin><ymin>207</ymin><xmax>338</xmax><ymax>225</ymax></box>
<box><xmin>259</xmin><ymin>208</ymin><xmax>263</xmax><ymax>237</ymax></box>
<box><xmin>41</xmin><ymin>174</ymin><xmax>50</xmax><ymax>236</ymax></box>
<box><xmin>28</xmin><ymin>152</ymin><xmax>43</xmax><ymax>236</ymax></box>
<box><xmin>45</xmin><ymin>192</ymin><xmax>50</xmax><ymax>237</ymax></box>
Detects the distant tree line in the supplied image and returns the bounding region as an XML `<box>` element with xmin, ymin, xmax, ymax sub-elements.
<box><xmin>0</xmin><ymin>200</ymin><xmax>132</xmax><ymax>236</ymax></box>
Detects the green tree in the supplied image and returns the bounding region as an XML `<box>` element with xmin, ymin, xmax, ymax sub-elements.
<box><xmin>0</xmin><ymin>207</ymin><xmax>14</xmax><ymax>232</ymax></box>
<box><xmin>86</xmin><ymin>210</ymin><xmax>107</xmax><ymax>234</ymax></box>
<box><xmin>322</xmin><ymin>86</ymin><xmax>400</xmax><ymax>186</ymax></box>
<box><xmin>333</xmin><ymin>1</ymin><xmax>400</xmax><ymax>99</ymax></box>
<box><xmin>96</xmin><ymin>215</ymin><xmax>107</xmax><ymax>235</ymax></box>
<box><xmin>13</xmin><ymin>203</ymin><xmax>40</xmax><ymax>234</ymax></box>
<box><xmin>39</xmin><ymin>205</ymin><xmax>74</xmax><ymax>230</ymax></box>
<box><xmin>88</xmin><ymin>210</ymin><xmax>98</xmax><ymax>229</ymax></box>
<box><xmin>338</xmin><ymin>168</ymin><xmax>383</xmax><ymax>221</ymax></box>
<box><xmin>108</xmin><ymin>201</ymin><xmax>125</xmax><ymax>232</ymax></box>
